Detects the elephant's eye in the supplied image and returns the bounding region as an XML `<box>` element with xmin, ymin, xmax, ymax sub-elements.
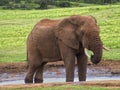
<box><xmin>95</xmin><ymin>37</ymin><xmax>99</xmax><ymax>41</ymax></box>
<box><xmin>76</xmin><ymin>29</ymin><xmax>84</xmax><ymax>36</ymax></box>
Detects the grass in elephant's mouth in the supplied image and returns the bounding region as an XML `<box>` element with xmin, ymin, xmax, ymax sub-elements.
<box><xmin>0</xmin><ymin>5</ymin><xmax>120</xmax><ymax>62</ymax></box>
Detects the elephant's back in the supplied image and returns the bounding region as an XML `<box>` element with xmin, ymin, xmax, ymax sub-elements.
<box><xmin>36</xmin><ymin>19</ymin><xmax>60</xmax><ymax>27</ymax></box>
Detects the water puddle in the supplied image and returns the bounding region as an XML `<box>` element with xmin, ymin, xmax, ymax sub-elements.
<box><xmin>0</xmin><ymin>67</ymin><xmax>120</xmax><ymax>85</ymax></box>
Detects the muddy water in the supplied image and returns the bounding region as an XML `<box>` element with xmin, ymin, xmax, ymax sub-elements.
<box><xmin>0</xmin><ymin>67</ymin><xmax>120</xmax><ymax>85</ymax></box>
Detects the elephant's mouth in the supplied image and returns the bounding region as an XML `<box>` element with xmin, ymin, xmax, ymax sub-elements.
<box><xmin>84</xmin><ymin>46</ymin><xmax>109</xmax><ymax>64</ymax></box>
<box><xmin>90</xmin><ymin>54</ymin><xmax>101</xmax><ymax>64</ymax></box>
<box><xmin>84</xmin><ymin>48</ymin><xmax>101</xmax><ymax>64</ymax></box>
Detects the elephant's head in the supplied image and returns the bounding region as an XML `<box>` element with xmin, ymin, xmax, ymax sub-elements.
<box><xmin>55</xmin><ymin>15</ymin><xmax>103</xmax><ymax>64</ymax></box>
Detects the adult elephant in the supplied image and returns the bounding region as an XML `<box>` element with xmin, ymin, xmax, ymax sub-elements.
<box><xmin>25</xmin><ymin>15</ymin><xmax>107</xmax><ymax>83</ymax></box>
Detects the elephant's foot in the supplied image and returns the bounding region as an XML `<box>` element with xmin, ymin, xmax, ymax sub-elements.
<box><xmin>79</xmin><ymin>77</ymin><xmax>86</xmax><ymax>81</ymax></box>
<box><xmin>34</xmin><ymin>78</ymin><xmax>43</xmax><ymax>83</ymax></box>
<box><xmin>25</xmin><ymin>77</ymin><xmax>33</xmax><ymax>84</ymax></box>
<box><xmin>66</xmin><ymin>79</ymin><xmax>74</xmax><ymax>82</ymax></box>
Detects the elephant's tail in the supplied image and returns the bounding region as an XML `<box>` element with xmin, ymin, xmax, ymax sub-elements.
<box><xmin>26</xmin><ymin>50</ymin><xmax>29</xmax><ymax>69</ymax></box>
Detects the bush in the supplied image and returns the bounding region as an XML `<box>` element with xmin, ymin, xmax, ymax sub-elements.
<box><xmin>1</xmin><ymin>0</ymin><xmax>120</xmax><ymax>10</ymax></box>
<box><xmin>0</xmin><ymin>0</ymin><xmax>9</xmax><ymax>6</ymax></box>
<box><xmin>35</xmin><ymin>0</ymin><xmax>48</xmax><ymax>9</ymax></box>
<box><xmin>83</xmin><ymin>0</ymin><xmax>119</xmax><ymax>4</ymax></box>
<box><xmin>57</xmin><ymin>1</ymin><xmax>71</xmax><ymax>7</ymax></box>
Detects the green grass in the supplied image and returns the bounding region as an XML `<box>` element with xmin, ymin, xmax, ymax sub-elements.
<box><xmin>0</xmin><ymin>5</ymin><xmax>120</xmax><ymax>62</ymax></box>
<box><xmin>23</xmin><ymin>86</ymin><xmax>120</xmax><ymax>90</ymax></box>
<box><xmin>2</xmin><ymin>85</ymin><xmax>120</xmax><ymax>90</ymax></box>
<box><xmin>26</xmin><ymin>86</ymin><xmax>119</xmax><ymax>90</ymax></box>
<box><xmin>103</xmin><ymin>49</ymin><xmax>120</xmax><ymax>60</ymax></box>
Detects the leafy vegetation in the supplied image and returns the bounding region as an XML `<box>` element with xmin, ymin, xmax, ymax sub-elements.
<box><xmin>0</xmin><ymin>0</ymin><xmax>120</xmax><ymax>10</ymax></box>
<box><xmin>0</xmin><ymin>5</ymin><xmax>120</xmax><ymax>62</ymax></box>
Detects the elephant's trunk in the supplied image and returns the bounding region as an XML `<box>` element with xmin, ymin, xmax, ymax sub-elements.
<box><xmin>90</xmin><ymin>43</ymin><xmax>102</xmax><ymax>64</ymax></box>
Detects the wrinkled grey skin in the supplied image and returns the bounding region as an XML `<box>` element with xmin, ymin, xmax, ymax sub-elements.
<box><xmin>25</xmin><ymin>15</ymin><xmax>103</xmax><ymax>83</ymax></box>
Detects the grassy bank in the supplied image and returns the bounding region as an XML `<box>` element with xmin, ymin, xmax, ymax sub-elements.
<box><xmin>0</xmin><ymin>5</ymin><xmax>120</xmax><ymax>62</ymax></box>
<box><xmin>19</xmin><ymin>86</ymin><xmax>120</xmax><ymax>90</ymax></box>
<box><xmin>2</xmin><ymin>86</ymin><xmax>120</xmax><ymax>90</ymax></box>
<box><xmin>1</xmin><ymin>82</ymin><xmax>120</xmax><ymax>90</ymax></box>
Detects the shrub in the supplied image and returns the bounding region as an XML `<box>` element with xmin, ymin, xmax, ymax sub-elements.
<box><xmin>35</xmin><ymin>0</ymin><xmax>48</xmax><ymax>9</ymax></box>
<box><xmin>0</xmin><ymin>0</ymin><xmax>9</xmax><ymax>6</ymax></box>
<box><xmin>83</xmin><ymin>0</ymin><xmax>119</xmax><ymax>4</ymax></box>
<box><xmin>57</xmin><ymin>1</ymin><xmax>71</xmax><ymax>7</ymax></box>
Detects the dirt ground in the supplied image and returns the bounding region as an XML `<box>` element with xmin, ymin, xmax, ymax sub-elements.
<box><xmin>0</xmin><ymin>60</ymin><xmax>120</xmax><ymax>88</ymax></box>
<box><xmin>0</xmin><ymin>80</ymin><xmax>120</xmax><ymax>89</ymax></box>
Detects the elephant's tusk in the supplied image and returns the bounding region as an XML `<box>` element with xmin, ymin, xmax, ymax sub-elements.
<box><xmin>103</xmin><ymin>45</ymin><xmax>109</xmax><ymax>51</ymax></box>
<box><xmin>84</xmin><ymin>48</ymin><xmax>90</xmax><ymax>58</ymax></box>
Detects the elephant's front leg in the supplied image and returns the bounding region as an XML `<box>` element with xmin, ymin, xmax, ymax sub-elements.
<box><xmin>58</xmin><ymin>41</ymin><xmax>75</xmax><ymax>82</ymax></box>
<box><xmin>64</xmin><ymin>56</ymin><xmax>75</xmax><ymax>82</ymax></box>
<box><xmin>77</xmin><ymin>48</ymin><xmax>88</xmax><ymax>81</ymax></box>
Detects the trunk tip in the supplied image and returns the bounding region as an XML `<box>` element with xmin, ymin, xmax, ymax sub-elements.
<box><xmin>91</xmin><ymin>55</ymin><xmax>101</xmax><ymax>64</ymax></box>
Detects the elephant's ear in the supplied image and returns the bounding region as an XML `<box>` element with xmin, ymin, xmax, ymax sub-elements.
<box><xmin>55</xmin><ymin>17</ymin><xmax>79</xmax><ymax>50</ymax></box>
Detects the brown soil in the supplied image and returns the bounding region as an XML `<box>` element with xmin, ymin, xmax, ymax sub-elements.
<box><xmin>0</xmin><ymin>60</ymin><xmax>120</xmax><ymax>74</ymax></box>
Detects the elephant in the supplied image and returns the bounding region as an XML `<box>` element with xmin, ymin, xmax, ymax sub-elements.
<box><xmin>25</xmin><ymin>15</ymin><xmax>107</xmax><ymax>83</ymax></box>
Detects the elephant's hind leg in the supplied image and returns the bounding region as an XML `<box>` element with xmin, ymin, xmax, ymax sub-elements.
<box><xmin>25</xmin><ymin>61</ymin><xmax>43</xmax><ymax>83</ymax></box>
<box><xmin>25</xmin><ymin>48</ymin><xmax>43</xmax><ymax>83</ymax></box>
<box><xmin>25</xmin><ymin>65</ymin><xmax>36</xmax><ymax>83</ymax></box>
<box><xmin>34</xmin><ymin>62</ymin><xmax>47</xmax><ymax>83</ymax></box>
